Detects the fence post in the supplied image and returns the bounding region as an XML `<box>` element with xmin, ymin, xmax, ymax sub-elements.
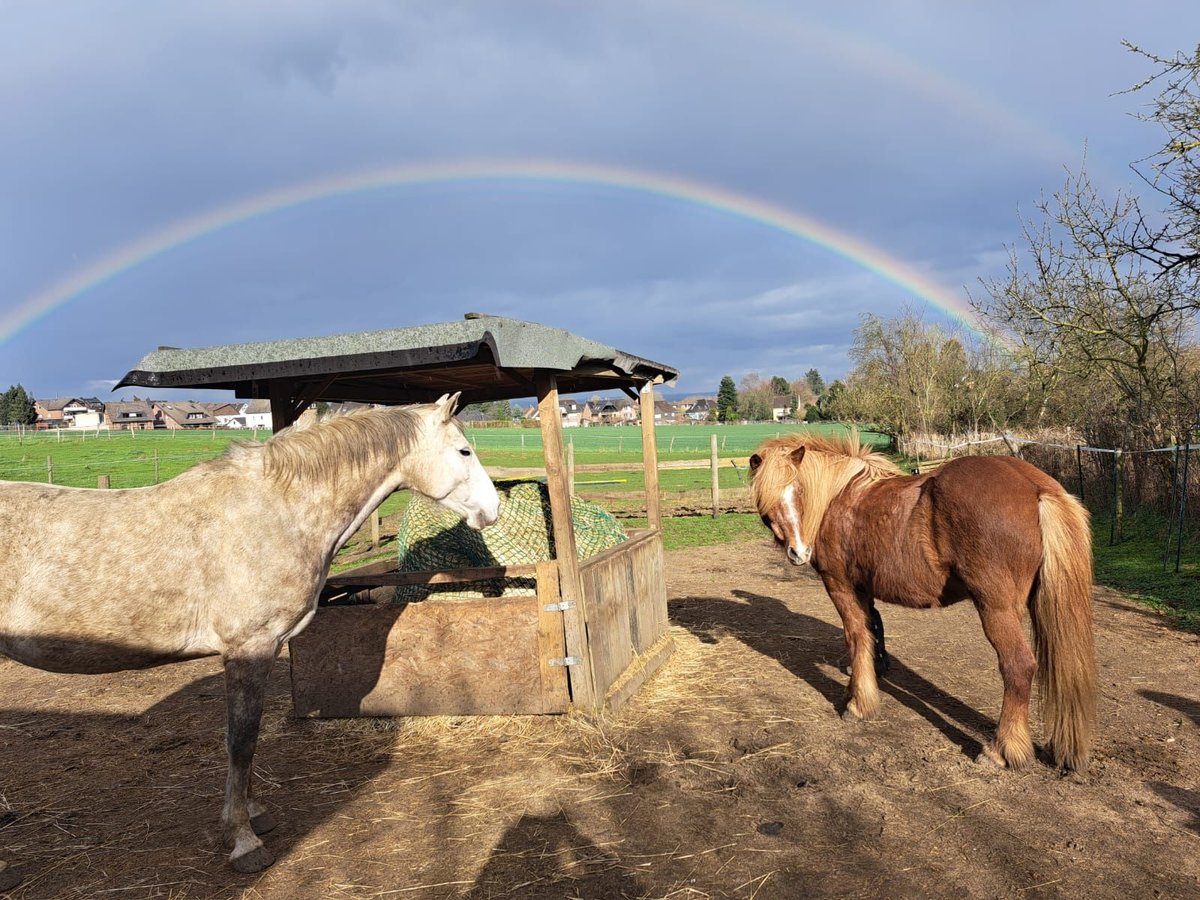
<box><xmin>46</xmin><ymin>455</ymin><xmax>53</xmax><ymax>485</ymax></box>
<box><xmin>711</xmin><ymin>433</ymin><xmax>720</xmax><ymax>518</ymax></box>
<box><xmin>1165</xmin><ymin>443</ymin><xmax>1181</xmax><ymax>569</ymax></box>
<box><xmin>154</xmin><ymin>449</ymin><xmax>160</xmax><ymax>484</ymax></box>
<box><xmin>370</xmin><ymin>509</ymin><xmax>381</xmax><ymax>550</ymax></box>
<box><xmin>567</xmin><ymin>438</ymin><xmax>576</xmax><ymax>499</ymax></box>
<box><xmin>1177</xmin><ymin>443</ymin><xmax>1191</xmax><ymax>573</ymax></box>
<box><xmin>1075</xmin><ymin>445</ymin><xmax>1085</xmax><ymax>504</ymax></box>
<box><xmin>97</xmin><ymin>475</ymin><xmax>110</xmax><ymax>489</ymax></box>
<box><xmin>1111</xmin><ymin>449</ymin><xmax>1124</xmax><ymax>546</ymax></box>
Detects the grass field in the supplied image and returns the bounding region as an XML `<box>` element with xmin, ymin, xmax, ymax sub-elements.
<box><xmin>0</xmin><ymin>422</ymin><xmax>888</xmax><ymax>490</ymax></box>
<box><xmin>5</xmin><ymin>423</ymin><xmax>1196</xmax><ymax>629</ymax></box>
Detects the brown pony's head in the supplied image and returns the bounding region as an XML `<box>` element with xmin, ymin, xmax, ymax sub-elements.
<box><xmin>750</xmin><ymin>431</ymin><xmax>899</xmax><ymax>567</ymax></box>
<box><xmin>750</xmin><ymin>441</ymin><xmax>812</xmax><ymax>565</ymax></box>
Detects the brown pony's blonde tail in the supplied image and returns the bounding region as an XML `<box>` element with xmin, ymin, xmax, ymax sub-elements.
<box><xmin>1031</xmin><ymin>490</ymin><xmax>1097</xmax><ymax>772</ymax></box>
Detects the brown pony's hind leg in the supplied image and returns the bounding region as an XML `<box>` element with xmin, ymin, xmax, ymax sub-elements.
<box><xmin>974</xmin><ymin>601</ymin><xmax>1037</xmax><ymax>769</ymax></box>
<box><xmin>828</xmin><ymin>588</ymin><xmax>881</xmax><ymax>721</ymax></box>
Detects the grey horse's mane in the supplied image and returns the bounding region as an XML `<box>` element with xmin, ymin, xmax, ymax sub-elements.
<box><xmin>228</xmin><ymin>406</ymin><xmax>426</xmax><ymax>487</ymax></box>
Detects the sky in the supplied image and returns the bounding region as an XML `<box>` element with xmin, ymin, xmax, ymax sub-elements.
<box><xmin>2</xmin><ymin>1</ymin><xmax>1197</xmax><ymax>401</ymax></box>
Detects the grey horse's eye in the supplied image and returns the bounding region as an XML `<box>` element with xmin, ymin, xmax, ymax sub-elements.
<box><xmin>459</xmin><ymin>448</ymin><xmax>472</xmax><ymax>457</ymax></box>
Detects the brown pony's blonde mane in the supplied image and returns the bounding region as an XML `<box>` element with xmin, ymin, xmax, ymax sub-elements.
<box><xmin>751</xmin><ymin>430</ymin><xmax>901</xmax><ymax>541</ymax></box>
<box><xmin>229</xmin><ymin>406</ymin><xmax>427</xmax><ymax>488</ymax></box>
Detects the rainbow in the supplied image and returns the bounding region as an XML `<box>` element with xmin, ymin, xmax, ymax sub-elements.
<box><xmin>0</xmin><ymin>159</ymin><xmax>987</xmax><ymax>344</ymax></box>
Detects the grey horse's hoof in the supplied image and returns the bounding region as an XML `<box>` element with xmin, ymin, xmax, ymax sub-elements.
<box><xmin>231</xmin><ymin>843</ymin><xmax>275</xmax><ymax>874</ymax></box>
<box><xmin>0</xmin><ymin>860</ymin><xmax>22</xmax><ymax>892</ymax></box>
<box><xmin>250</xmin><ymin>810</ymin><xmax>277</xmax><ymax>835</ymax></box>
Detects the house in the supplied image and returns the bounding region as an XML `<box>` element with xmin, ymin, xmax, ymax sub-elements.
<box><xmin>520</xmin><ymin>398</ymin><xmax>594</xmax><ymax>428</ymax></box>
<box><xmin>202</xmin><ymin>402</ymin><xmax>243</xmax><ymax>427</ymax></box>
<box><xmin>104</xmin><ymin>400</ymin><xmax>157</xmax><ymax>430</ymax></box>
<box><xmin>154</xmin><ymin>401</ymin><xmax>217</xmax><ymax>430</ymax></box>
<box><xmin>35</xmin><ymin>397</ymin><xmax>104</xmax><ymax>429</ymax></box>
<box><xmin>653</xmin><ymin>400</ymin><xmax>679</xmax><ymax>423</ymax></box>
<box><xmin>771</xmin><ymin>395</ymin><xmax>794</xmax><ymax>422</ymax></box>
<box><xmin>560</xmin><ymin>398</ymin><xmax>585</xmax><ymax>428</ymax></box>
<box><xmin>242</xmin><ymin>399</ymin><xmax>273</xmax><ymax>430</ymax></box>
<box><xmin>684</xmin><ymin>397</ymin><xmax>716</xmax><ymax>422</ymax></box>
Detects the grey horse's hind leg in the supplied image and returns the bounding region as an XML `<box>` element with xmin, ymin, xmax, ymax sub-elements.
<box><xmin>221</xmin><ymin>653</ymin><xmax>277</xmax><ymax>874</ymax></box>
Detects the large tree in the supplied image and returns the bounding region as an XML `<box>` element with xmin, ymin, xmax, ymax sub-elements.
<box><xmin>974</xmin><ymin>168</ymin><xmax>1199</xmax><ymax>446</ymax></box>
<box><xmin>1122</xmin><ymin>42</ymin><xmax>1200</xmax><ymax>282</ymax></box>
<box><xmin>2</xmin><ymin>385</ymin><xmax>36</xmax><ymax>427</ymax></box>
<box><xmin>804</xmin><ymin>368</ymin><xmax>826</xmax><ymax>398</ymax></box>
<box><xmin>716</xmin><ymin>375</ymin><xmax>738</xmax><ymax>423</ymax></box>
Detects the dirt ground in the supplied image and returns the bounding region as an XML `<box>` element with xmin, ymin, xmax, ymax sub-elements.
<box><xmin>1</xmin><ymin>539</ymin><xmax>1198</xmax><ymax>899</ymax></box>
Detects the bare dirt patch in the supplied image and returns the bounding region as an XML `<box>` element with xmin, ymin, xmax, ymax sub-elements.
<box><xmin>1</xmin><ymin>540</ymin><xmax>1198</xmax><ymax>898</ymax></box>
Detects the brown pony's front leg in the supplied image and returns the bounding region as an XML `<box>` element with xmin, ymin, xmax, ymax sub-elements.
<box><xmin>827</xmin><ymin>587</ymin><xmax>881</xmax><ymax>720</ymax></box>
<box><xmin>222</xmin><ymin>653</ymin><xmax>277</xmax><ymax>873</ymax></box>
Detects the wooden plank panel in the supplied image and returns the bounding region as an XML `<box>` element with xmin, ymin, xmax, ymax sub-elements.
<box><xmin>289</xmin><ymin>596</ymin><xmax>557</xmax><ymax>717</ymax></box>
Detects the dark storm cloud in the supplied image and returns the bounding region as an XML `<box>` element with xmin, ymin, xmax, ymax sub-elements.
<box><xmin>1</xmin><ymin>1</ymin><xmax>1193</xmax><ymax>397</ymax></box>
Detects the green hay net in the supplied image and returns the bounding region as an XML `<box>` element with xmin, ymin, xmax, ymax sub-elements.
<box><xmin>393</xmin><ymin>480</ymin><xmax>627</xmax><ymax>601</ymax></box>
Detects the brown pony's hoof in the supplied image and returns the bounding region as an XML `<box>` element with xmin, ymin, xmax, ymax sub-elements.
<box><xmin>975</xmin><ymin>744</ymin><xmax>1007</xmax><ymax>769</ymax></box>
<box><xmin>250</xmin><ymin>810</ymin><xmax>277</xmax><ymax>835</ymax></box>
<box><xmin>0</xmin><ymin>860</ymin><xmax>23</xmax><ymax>892</ymax></box>
<box><xmin>840</xmin><ymin>706</ymin><xmax>863</xmax><ymax>723</ymax></box>
<box><xmin>230</xmin><ymin>843</ymin><xmax>274</xmax><ymax>874</ymax></box>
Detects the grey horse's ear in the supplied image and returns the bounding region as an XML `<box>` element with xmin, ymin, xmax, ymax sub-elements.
<box><xmin>790</xmin><ymin>446</ymin><xmax>806</xmax><ymax>465</ymax></box>
<box><xmin>440</xmin><ymin>392</ymin><xmax>462</xmax><ymax>423</ymax></box>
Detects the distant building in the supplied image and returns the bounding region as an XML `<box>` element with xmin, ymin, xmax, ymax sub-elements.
<box><xmin>154</xmin><ymin>401</ymin><xmax>217</xmax><ymax>430</ymax></box>
<box><xmin>105</xmin><ymin>400</ymin><xmax>157</xmax><ymax>430</ymax></box>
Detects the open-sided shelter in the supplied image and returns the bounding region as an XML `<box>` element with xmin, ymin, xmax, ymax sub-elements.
<box><xmin>117</xmin><ymin>315</ymin><xmax>678</xmax><ymax>715</ymax></box>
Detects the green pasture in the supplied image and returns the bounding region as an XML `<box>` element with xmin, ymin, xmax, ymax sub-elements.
<box><xmin>4</xmin><ymin>424</ymin><xmax>1198</xmax><ymax>630</ymax></box>
<box><xmin>0</xmin><ymin>422</ymin><xmax>888</xmax><ymax>490</ymax></box>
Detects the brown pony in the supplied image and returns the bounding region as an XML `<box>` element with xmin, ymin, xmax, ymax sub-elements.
<box><xmin>750</xmin><ymin>432</ymin><xmax>1096</xmax><ymax>772</ymax></box>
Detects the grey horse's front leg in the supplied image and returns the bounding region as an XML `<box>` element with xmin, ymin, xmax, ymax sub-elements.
<box><xmin>221</xmin><ymin>654</ymin><xmax>277</xmax><ymax>874</ymax></box>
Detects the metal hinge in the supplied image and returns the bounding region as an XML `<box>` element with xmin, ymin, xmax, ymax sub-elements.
<box><xmin>549</xmin><ymin>656</ymin><xmax>582</xmax><ymax>667</ymax></box>
<box><xmin>543</xmin><ymin>601</ymin><xmax>575</xmax><ymax>612</ymax></box>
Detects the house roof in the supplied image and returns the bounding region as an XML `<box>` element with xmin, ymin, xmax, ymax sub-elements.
<box><xmin>116</xmin><ymin>315</ymin><xmax>677</xmax><ymax>407</ymax></box>
<box><xmin>156</xmin><ymin>401</ymin><xmax>217</xmax><ymax>426</ymax></box>
<box><xmin>105</xmin><ymin>401</ymin><xmax>155</xmax><ymax>422</ymax></box>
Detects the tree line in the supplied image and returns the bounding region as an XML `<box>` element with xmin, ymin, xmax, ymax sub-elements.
<box><xmin>714</xmin><ymin>369</ymin><xmax>840</xmax><ymax>423</ymax></box>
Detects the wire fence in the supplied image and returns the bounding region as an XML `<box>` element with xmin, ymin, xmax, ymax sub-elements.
<box><xmin>902</xmin><ymin>431</ymin><xmax>1200</xmax><ymax>573</ymax></box>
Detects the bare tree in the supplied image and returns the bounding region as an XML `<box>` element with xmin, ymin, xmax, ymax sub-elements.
<box><xmin>974</xmin><ymin>169</ymin><xmax>1199</xmax><ymax>446</ymax></box>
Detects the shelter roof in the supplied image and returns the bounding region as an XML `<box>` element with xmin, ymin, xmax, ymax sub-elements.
<box><xmin>116</xmin><ymin>315</ymin><xmax>677</xmax><ymax>405</ymax></box>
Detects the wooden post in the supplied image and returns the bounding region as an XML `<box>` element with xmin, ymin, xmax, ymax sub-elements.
<box><xmin>1112</xmin><ymin>449</ymin><xmax>1124</xmax><ymax>545</ymax></box>
<box><xmin>567</xmin><ymin>438</ymin><xmax>576</xmax><ymax>498</ymax></box>
<box><xmin>710</xmin><ymin>433</ymin><xmax>720</xmax><ymax>518</ymax></box>
<box><xmin>640</xmin><ymin>384</ymin><xmax>662</xmax><ymax>532</ymax></box>
<box><xmin>46</xmin><ymin>456</ymin><xmax>53</xmax><ymax>485</ymax></box>
<box><xmin>154</xmin><ymin>449</ymin><xmax>160</xmax><ymax>484</ymax></box>
<box><xmin>268</xmin><ymin>379</ymin><xmax>297</xmax><ymax>434</ymax></box>
<box><xmin>371</xmin><ymin>509</ymin><xmax>381</xmax><ymax>550</ymax></box>
<box><xmin>97</xmin><ymin>475</ymin><xmax>110</xmax><ymax>489</ymax></box>
<box><xmin>536</xmin><ymin>375</ymin><xmax>597</xmax><ymax>710</ymax></box>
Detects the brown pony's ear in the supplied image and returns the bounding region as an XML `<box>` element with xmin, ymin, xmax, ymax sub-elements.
<box><xmin>790</xmin><ymin>446</ymin><xmax>806</xmax><ymax>465</ymax></box>
<box><xmin>749</xmin><ymin>453</ymin><xmax>762</xmax><ymax>472</ymax></box>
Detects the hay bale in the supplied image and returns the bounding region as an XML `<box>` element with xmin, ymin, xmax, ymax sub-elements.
<box><xmin>394</xmin><ymin>480</ymin><xmax>626</xmax><ymax>601</ymax></box>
